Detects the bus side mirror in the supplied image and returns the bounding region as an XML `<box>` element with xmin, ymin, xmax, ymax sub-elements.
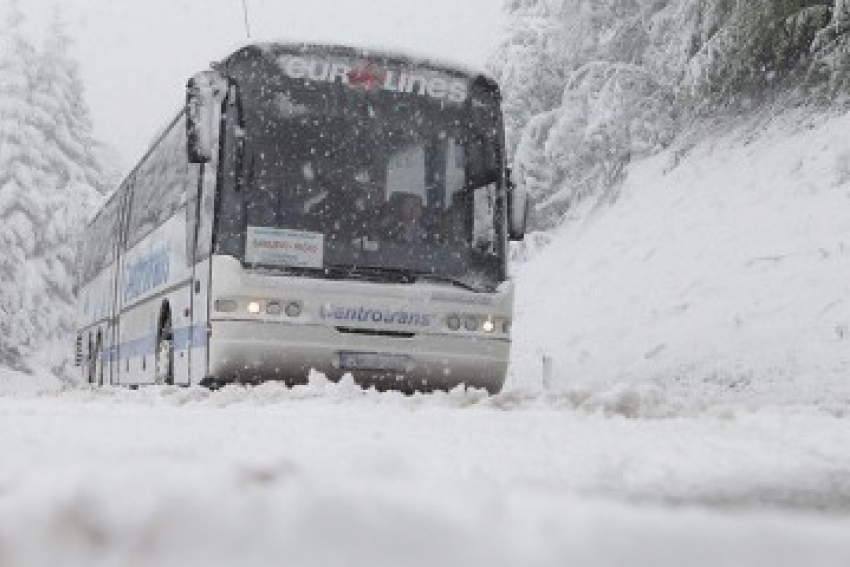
<box><xmin>186</xmin><ymin>70</ymin><xmax>228</xmax><ymax>164</ymax></box>
<box><xmin>507</xmin><ymin>168</ymin><xmax>529</xmax><ymax>241</ymax></box>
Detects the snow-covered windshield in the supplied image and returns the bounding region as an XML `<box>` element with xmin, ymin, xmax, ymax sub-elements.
<box><xmin>220</xmin><ymin>47</ymin><xmax>506</xmax><ymax>291</ymax></box>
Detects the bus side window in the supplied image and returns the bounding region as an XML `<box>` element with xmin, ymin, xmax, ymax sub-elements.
<box><xmin>186</xmin><ymin>169</ymin><xmax>199</xmax><ymax>267</ymax></box>
<box><xmin>443</xmin><ymin>139</ymin><xmax>466</xmax><ymax>244</ymax></box>
<box><xmin>472</xmin><ymin>184</ymin><xmax>498</xmax><ymax>255</ymax></box>
<box><xmin>81</xmin><ymin>196</ymin><xmax>120</xmax><ymax>286</ymax></box>
<box><xmin>127</xmin><ymin>117</ymin><xmax>191</xmax><ymax>249</ymax></box>
<box><xmin>195</xmin><ymin>184</ymin><xmax>215</xmax><ymax>261</ymax></box>
<box><xmin>215</xmin><ymin>97</ymin><xmax>246</xmax><ymax>258</ymax></box>
<box><xmin>193</xmin><ymin>105</ymin><xmax>220</xmax><ymax>263</ymax></box>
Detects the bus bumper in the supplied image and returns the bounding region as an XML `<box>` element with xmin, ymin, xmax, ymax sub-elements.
<box><xmin>205</xmin><ymin>320</ymin><xmax>509</xmax><ymax>394</ymax></box>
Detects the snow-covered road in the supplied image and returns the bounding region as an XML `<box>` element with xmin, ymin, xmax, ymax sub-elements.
<box><xmin>2</xmin><ymin>380</ymin><xmax>850</xmax><ymax>567</ymax></box>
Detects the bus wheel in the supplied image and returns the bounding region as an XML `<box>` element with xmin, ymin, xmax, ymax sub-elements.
<box><xmin>94</xmin><ymin>335</ymin><xmax>104</xmax><ymax>387</ymax></box>
<box><xmin>155</xmin><ymin>314</ymin><xmax>174</xmax><ymax>386</ymax></box>
<box><xmin>87</xmin><ymin>336</ymin><xmax>98</xmax><ymax>385</ymax></box>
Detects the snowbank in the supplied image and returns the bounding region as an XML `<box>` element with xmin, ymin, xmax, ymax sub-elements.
<box><xmin>0</xmin><ymin>367</ymin><xmax>61</xmax><ymax>396</ymax></box>
<box><xmin>511</xmin><ymin>109</ymin><xmax>850</xmax><ymax>406</ymax></box>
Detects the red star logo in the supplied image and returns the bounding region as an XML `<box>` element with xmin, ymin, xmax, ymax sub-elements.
<box><xmin>347</xmin><ymin>63</ymin><xmax>385</xmax><ymax>91</ymax></box>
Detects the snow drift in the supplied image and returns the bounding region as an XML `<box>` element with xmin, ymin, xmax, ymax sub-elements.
<box><xmin>511</xmin><ymin>108</ymin><xmax>850</xmax><ymax>409</ymax></box>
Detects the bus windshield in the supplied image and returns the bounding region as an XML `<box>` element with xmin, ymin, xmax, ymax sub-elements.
<box><xmin>224</xmin><ymin>49</ymin><xmax>506</xmax><ymax>291</ymax></box>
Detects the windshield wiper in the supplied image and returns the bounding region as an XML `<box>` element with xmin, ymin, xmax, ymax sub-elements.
<box><xmin>251</xmin><ymin>264</ymin><xmax>487</xmax><ymax>292</ymax></box>
<box><xmin>324</xmin><ymin>265</ymin><xmax>414</xmax><ymax>284</ymax></box>
<box><xmin>253</xmin><ymin>265</ymin><xmax>401</xmax><ymax>284</ymax></box>
<box><xmin>409</xmin><ymin>272</ymin><xmax>484</xmax><ymax>293</ymax></box>
<box><xmin>332</xmin><ymin>266</ymin><xmax>485</xmax><ymax>292</ymax></box>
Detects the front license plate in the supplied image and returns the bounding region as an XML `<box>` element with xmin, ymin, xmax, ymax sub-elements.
<box><xmin>338</xmin><ymin>352</ymin><xmax>411</xmax><ymax>373</ymax></box>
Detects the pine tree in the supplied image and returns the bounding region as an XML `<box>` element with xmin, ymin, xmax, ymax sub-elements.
<box><xmin>29</xmin><ymin>9</ymin><xmax>106</xmax><ymax>358</ymax></box>
<box><xmin>494</xmin><ymin>0</ymin><xmax>679</xmax><ymax>229</ymax></box>
<box><xmin>495</xmin><ymin>0</ymin><xmax>850</xmax><ymax>231</ymax></box>
<box><xmin>0</xmin><ymin>0</ymin><xmax>44</xmax><ymax>371</ymax></box>
<box><xmin>489</xmin><ymin>0</ymin><xmax>571</xmax><ymax>155</ymax></box>
<box><xmin>0</xmin><ymin>2</ymin><xmax>110</xmax><ymax>375</ymax></box>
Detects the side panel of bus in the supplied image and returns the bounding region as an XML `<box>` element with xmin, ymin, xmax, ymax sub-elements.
<box><xmin>78</xmin><ymin>107</ymin><xmax>222</xmax><ymax>387</ymax></box>
<box><xmin>115</xmin><ymin>116</ymin><xmax>197</xmax><ymax>386</ymax></box>
<box><xmin>118</xmin><ymin>212</ymin><xmax>194</xmax><ymax>385</ymax></box>
<box><xmin>77</xmin><ymin>189</ymin><xmax>126</xmax><ymax>386</ymax></box>
<box><xmin>78</xmin><ymin>265</ymin><xmax>116</xmax><ymax>385</ymax></box>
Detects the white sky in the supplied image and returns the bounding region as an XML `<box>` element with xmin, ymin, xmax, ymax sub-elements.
<box><xmin>22</xmin><ymin>0</ymin><xmax>505</xmax><ymax>172</ymax></box>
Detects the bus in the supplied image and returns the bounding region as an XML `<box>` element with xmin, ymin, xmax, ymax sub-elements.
<box><xmin>75</xmin><ymin>42</ymin><xmax>528</xmax><ymax>394</ymax></box>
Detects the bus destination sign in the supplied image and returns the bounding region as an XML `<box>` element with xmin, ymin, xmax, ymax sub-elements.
<box><xmin>246</xmin><ymin>226</ymin><xmax>325</xmax><ymax>269</ymax></box>
<box><xmin>277</xmin><ymin>54</ymin><xmax>469</xmax><ymax>104</ymax></box>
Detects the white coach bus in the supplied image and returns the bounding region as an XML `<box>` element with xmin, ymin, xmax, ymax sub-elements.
<box><xmin>75</xmin><ymin>43</ymin><xmax>527</xmax><ymax>393</ymax></box>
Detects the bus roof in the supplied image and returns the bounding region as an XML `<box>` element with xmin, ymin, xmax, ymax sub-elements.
<box><xmin>218</xmin><ymin>41</ymin><xmax>499</xmax><ymax>85</ymax></box>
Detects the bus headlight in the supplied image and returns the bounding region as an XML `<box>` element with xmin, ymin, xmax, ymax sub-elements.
<box><xmin>446</xmin><ymin>314</ymin><xmax>508</xmax><ymax>334</ymax></box>
<box><xmin>247</xmin><ymin>301</ymin><xmax>262</xmax><ymax>315</ymax></box>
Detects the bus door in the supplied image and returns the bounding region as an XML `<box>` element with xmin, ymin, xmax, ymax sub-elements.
<box><xmin>187</xmin><ymin>144</ymin><xmax>219</xmax><ymax>385</ymax></box>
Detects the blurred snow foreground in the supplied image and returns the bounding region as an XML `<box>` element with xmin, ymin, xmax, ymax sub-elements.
<box><xmin>1</xmin><ymin>373</ymin><xmax>850</xmax><ymax>567</ymax></box>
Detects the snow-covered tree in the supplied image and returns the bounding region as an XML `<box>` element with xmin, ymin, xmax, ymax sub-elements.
<box><xmin>0</xmin><ymin>0</ymin><xmax>45</xmax><ymax>370</ymax></box>
<box><xmin>489</xmin><ymin>1</ymin><xmax>574</xmax><ymax>155</ymax></box>
<box><xmin>493</xmin><ymin>0</ymin><xmax>680</xmax><ymax>229</ymax></box>
<box><xmin>810</xmin><ymin>0</ymin><xmax>850</xmax><ymax>94</ymax></box>
<box><xmin>494</xmin><ymin>0</ymin><xmax>850</xmax><ymax>230</ymax></box>
<box><xmin>0</xmin><ymin>2</ymin><xmax>110</xmax><ymax>375</ymax></box>
<box><xmin>514</xmin><ymin>62</ymin><xmax>676</xmax><ymax>227</ymax></box>
<box><xmin>30</xmin><ymin>10</ymin><xmax>107</xmax><ymax>353</ymax></box>
<box><xmin>679</xmin><ymin>1</ymin><xmax>835</xmax><ymax>110</ymax></box>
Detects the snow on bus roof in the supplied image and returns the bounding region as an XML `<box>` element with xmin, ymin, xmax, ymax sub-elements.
<box><xmin>216</xmin><ymin>40</ymin><xmax>498</xmax><ymax>84</ymax></box>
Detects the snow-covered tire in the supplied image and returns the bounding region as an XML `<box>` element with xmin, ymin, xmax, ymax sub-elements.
<box><xmin>95</xmin><ymin>337</ymin><xmax>104</xmax><ymax>387</ymax></box>
<box><xmin>155</xmin><ymin>315</ymin><xmax>174</xmax><ymax>386</ymax></box>
<box><xmin>89</xmin><ymin>336</ymin><xmax>104</xmax><ymax>386</ymax></box>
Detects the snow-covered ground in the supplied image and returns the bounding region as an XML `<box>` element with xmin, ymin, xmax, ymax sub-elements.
<box><xmin>2</xmin><ymin>109</ymin><xmax>850</xmax><ymax>566</ymax></box>
<box><xmin>1</xmin><ymin>381</ymin><xmax>850</xmax><ymax>567</ymax></box>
